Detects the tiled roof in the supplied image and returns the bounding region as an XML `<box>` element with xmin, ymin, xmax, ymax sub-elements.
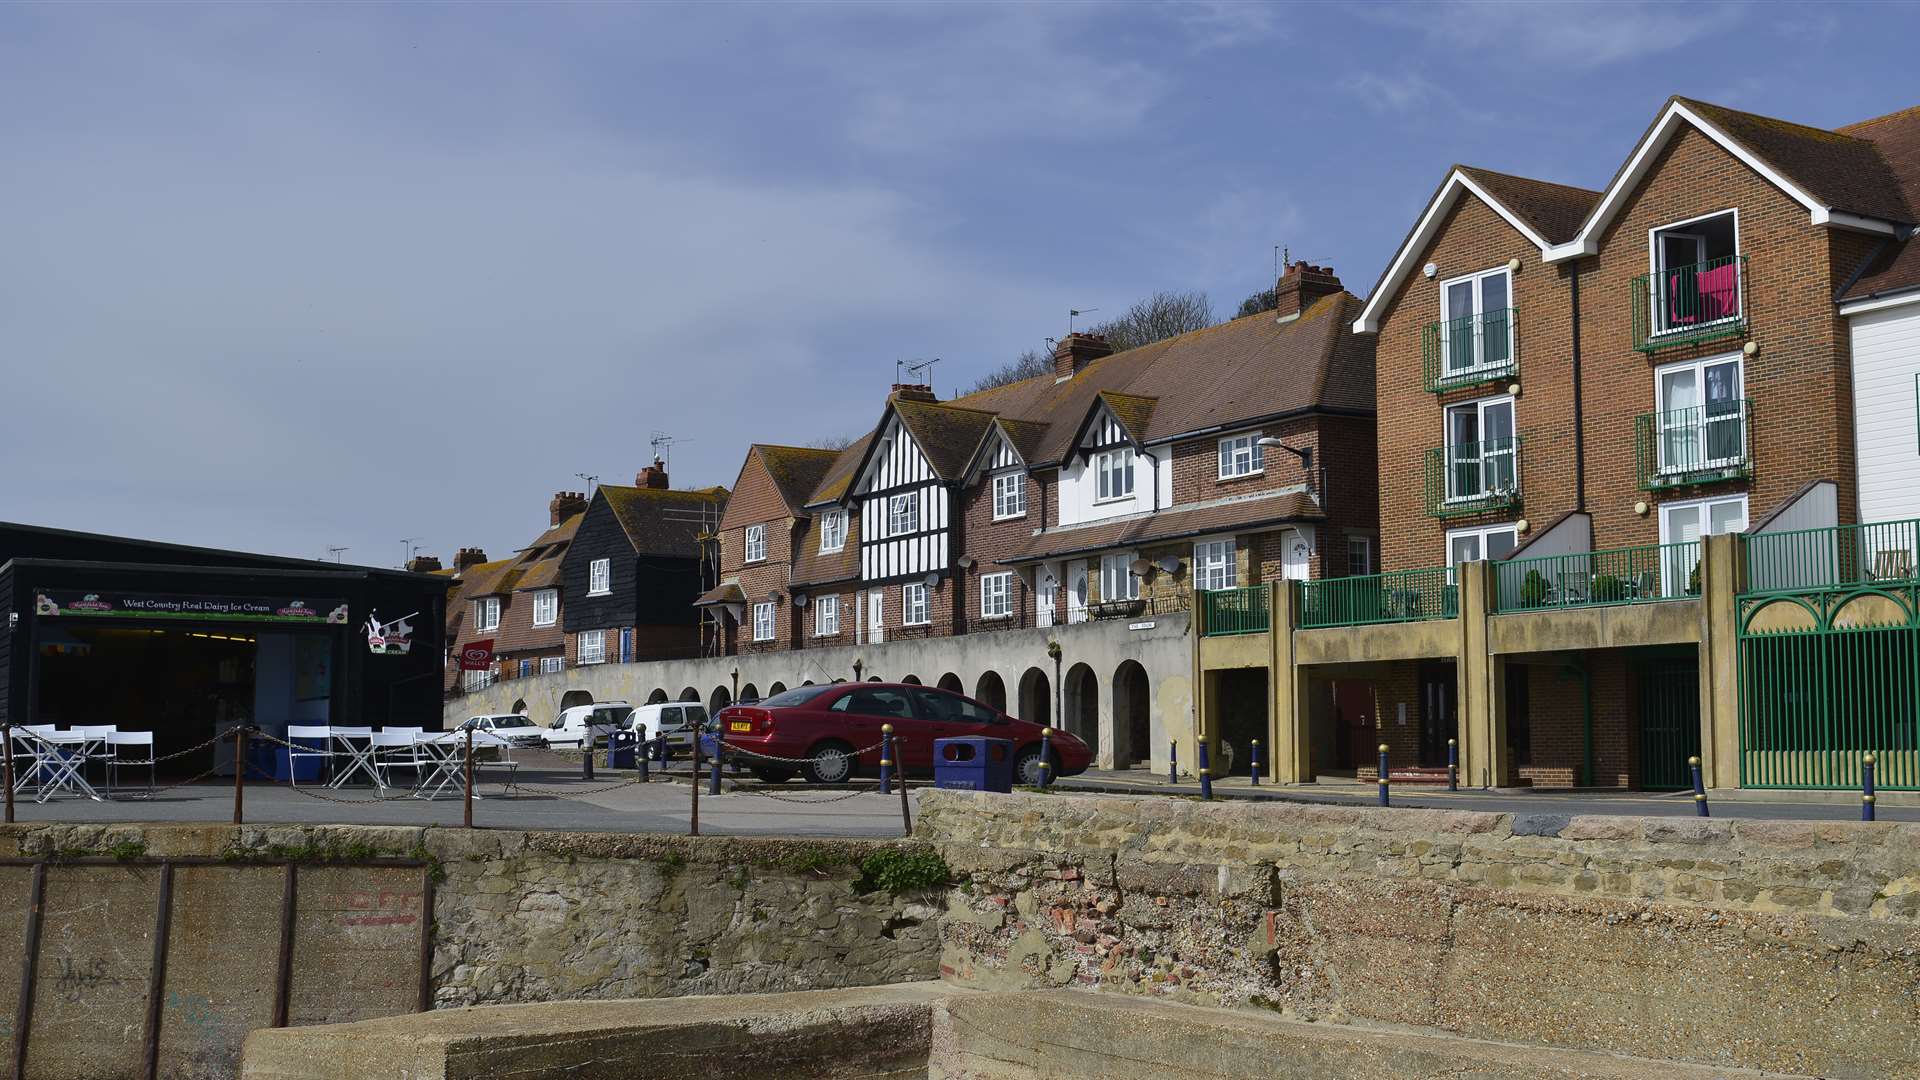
<box><xmin>510</xmin><ymin>514</ymin><xmax>581</xmax><ymax>592</ymax></box>
<box><xmin>1096</xmin><ymin>391</ymin><xmax>1158</xmax><ymax>443</ymax></box>
<box><xmin>806</xmin><ymin>435</ymin><xmax>873</xmax><ymax>507</ymax></box>
<box><xmin>1680</xmin><ymin>97</ymin><xmax>1914</xmax><ymax>225</ymax></box>
<box><xmin>602</xmin><ymin>484</ymin><xmax>729</xmax><ymax>557</ymax></box>
<box><xmin>791</xmin><ymin>512</ymin><xmax>861</xmax><ymax>588</ymax></box>
<box><xmin>755</xmin><ymin>446</ymin><xmax>842</xmax><ymax>515</ymax></box>
<box><xmin>693</xmin><ymin>582</ymin><xmax>745</xmax><ymax>607</ymax></box>
<box><xmin>995</xmin><ymin>418</ymin><xmax>1050</xmax><ymax>465</ymax></box>
<box><xmin>1842</xmin><ymin>237</ymin><xmax>1920</xmax><ymax>303</ymax></box>
<box><xmin>891</xmin><ymin>397</ymin><xmax>1000</xmax><ymax>481</ymax></box>
<box><xmin>1836</xmin><ymin>105</ymin><xmax>1920</xmax><ymax>303</ymax></box>
<box><xmin>1456</xmin><ymin>167</ymin><xmax>1600</xmax><ymax>245</ymax></box>
<box><xmin>1002</xmin><ymin>490</ymin><xmax>1323</xmax><ymax>564</ymax></box>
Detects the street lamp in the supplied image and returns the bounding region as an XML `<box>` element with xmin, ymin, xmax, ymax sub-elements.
<box><xmin>1258</xmin><ymin>437</ymin><xmax>1315</xmax><ymax>497</ymax></box>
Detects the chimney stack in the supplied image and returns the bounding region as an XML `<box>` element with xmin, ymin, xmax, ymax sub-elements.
<box><xmin>1052</xmin><ymin>333</ymin><xmax>1114</xmax><ymax>380</ymax></box>
<box><xmin>549</xmin><ymin>490</ymin><xmax>588</xmax><ymax>526</ymax></box>
<box><xmin>454</xmin><ymin>547</ymin><xmax>489</xmax><ymax>573</ymax></box>
<box><xmin>405</xmin><ymin>553</ymin><xmax>443</xmax><ymax>573</ymax></box>
<box><xmin>890</xmin><ymin>383</ymin><xmax>937</xmax><ymax>403</ymax></box>
<box><xmin>637</xmin><ymin>458</ymin><xmax>670</xmax><ymax>489</ymax></box>
<box><xmin>1273</xmin><ymin>262</ymin><xmax>1343</xmax><ymax>321</ymax></box>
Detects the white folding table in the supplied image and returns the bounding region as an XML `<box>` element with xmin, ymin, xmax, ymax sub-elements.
<box><xmin>327</xmin><ymin>727</ymin><xmax>382</xmax><ymax>789</ymax></box>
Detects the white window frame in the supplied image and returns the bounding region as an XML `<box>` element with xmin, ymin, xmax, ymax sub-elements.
<box><xmin>1657</xmin><ymin>494</ymin><xmax>1748</xmax><ymax>597</ymax></box>
<box><xmin>1094</xmin><ymin>448</ymin><xmax>1136</xmax><ymax>503</ymax></box>
<box><xmin>531</xmin><ymin>589</ymin><xmax>558</xmax><ymax>627</ymax></box>
<box><xmin>1647</xmin><ymin>208</ymin><xmax>1742</xmax><ymax>337</ymax></box>
<box><xmin>901</xmin><ymin>582</ymin><xmax>930</xmax><ymax>626</ymax></box>
<box><xmin>540</xmin><ymin>656</ymin><xmax>564</xmax><ymax>675</ymax></box>
<box><xmin>577</xmin><ymin>629</ymin><xmax>606</xmax><ymax>665</ymax></box>
<box><xmin>1444</xmin><ymin>523</ymin><xmax>1520</xmax><ymax>580</ymax></box>
<box><xmin>1193</xmin><ymin>539</ymin><xmax>1236</xmax><ymax>592</ymax></box>
<box><xmin>1100</xmin><ymin>553</ymin><xmax>1139</xmax><ymax>602</ymax></box>
<box><xmin>1442</xmin><ymin>394</ymin><xmax>1518</xmax><ymax>503</ymax></box>
<box><xmin>1347</xmin><ymin>536</ymin><xmax>1374</xmax><ymax>577</ymax></box>
<box><xmin>473</xmin><ymin>597</ymin><xmax>500</xmax><ymax>632</ymax></box>
<box><xmin>463</xmin><ymin>667</ymin><xmax>495</xmax><ymax>692</ymax></box>
<box><xmin>991</xmin><ymin>471</ymin><xmax>1027</xmax><ymax>520</ymax></box>
<box><xmin>980</xmin><ymin>572</ymin><xmax>1012</xmax><ymax>619</ymax></box>
<box><xmin>818</xmin><ymin>511</ymin><xmax>847</xmax><ymax>553</ymax></box>
<box><xmin>1437</xmin><ymin>266</ymin><xmax>1515</xmax><ymax>377</ymax></box>
<box><xmin>744</xmin><ymin>524</ymin><xmax>767</xmax><ymax>564</ymax></box>
<box><xmin>888</xmin><ymin>492</ymin><xmax>921</xmax><ymax>537</ymax></box>
<box><xmin>1653</xmin><ymin>353</ymin><xmax>1747</xmax><ymax>475</ymax></box>
<box><xmin>814</xmin><ymin>594</ymin><xmax>839</xmax><ymax>636</ymax></box>
<box><xmin>752</xmin><ymin>601</ymin><xmax>776</xmax><ymax>642</ymax></box>
<box><xmin>1217</xmin><ymin>433</ymin><xmax>1264</xmax><ymax>480</ymax></box>
<box><xmin>588</xmin><ymin>557</ymin><xmax>611</xmax><ymax>596</ymax></box>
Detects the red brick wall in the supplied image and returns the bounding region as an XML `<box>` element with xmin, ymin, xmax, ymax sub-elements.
<box><xmin>958</xmin><ymin>470</ymin><xmax>1037</xmax><ymax>633</ymax></box>
<box><xmin>1168</xmin><ymin>417</ymin><xmax>1319</xmax><ymax>505</ymax></box>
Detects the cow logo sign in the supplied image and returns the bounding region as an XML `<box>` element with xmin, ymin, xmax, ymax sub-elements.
<box><xmin>364</xmin><ymin>610</ymin><xmax>417</xmax><ymax>656</ymax></box>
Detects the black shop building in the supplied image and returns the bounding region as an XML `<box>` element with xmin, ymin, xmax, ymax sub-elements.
<box><xmin>0</xmin><ymin>522</ymin><xmax>451</xmax><ymax>767</ymax></box>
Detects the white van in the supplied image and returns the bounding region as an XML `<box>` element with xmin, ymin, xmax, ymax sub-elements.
<box><xmin>544</xmin><ymin>702</ymin><xmax>634</xmax><ymax>749</ymax></box>
<box><xmin>622</xmin><ymin>702</ymin><xmax>709</xmax><ymax>757</ymax></box>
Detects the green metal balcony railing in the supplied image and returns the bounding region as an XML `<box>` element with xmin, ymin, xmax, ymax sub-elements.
<box><xmin>1634</xmin><ymin>398</ymin><xmax>1752</xmax><ymax>490</ymax></box>
<box><xmin>1744</xmin><ymin>518</ymin><xmax>1920</xmax><ymax>595</ymax></box>
<box><xmin>1632</xmin><ymin>254</ymin><xmax>1747</xmax><ymax>352</ymax></box>
<box><xmin>1492</xmin><ymin>541</ymin><xmax>1703</xmax><ymax>613</ymax></box>
<box><xmin>1422</xmin><ymin>307</ymin><xmax>1517</xmax><ymax>393</ymax></box>
<box><xmin>1299</xmin><ymin>567</ymin><xmax>1457</xmax><ymax>628</ymax></box>
<box><xmin>1199</xmin><ymin>585</ymin><xmax>1270</xmax><ymax>637</ymax></box>
<box><xmin>1424</xmin><ymin>437</ymin><xmax>1522</xmax><ymax>519</ymax></box>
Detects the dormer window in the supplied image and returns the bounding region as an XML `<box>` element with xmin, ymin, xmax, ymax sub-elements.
<box><xmin>1641</xmin><ymin>210</ymin><xmax>1743</xmax><ymax>347</ymax></box>
<box><xmin>992</xmin><ymin>472</ymin><xmax>1026</xmax><ymax>519</ymax></box>
<box><xmin>1095</xmin><ymin>448</ymin><xmax>1135</xmax><ymax>502</ymax></box>
<box><xmin>818</xmin><ymin>511</ymin><xmax>846</xmax><ymax>554</ymax></box>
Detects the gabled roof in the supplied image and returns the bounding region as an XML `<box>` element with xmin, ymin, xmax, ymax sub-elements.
<box><xmin>1457</xmin><ymin>168</ymin><xmax>1601</xmax><ymax>246</ymax></box>
<box><xmin>890</xmin><ymin>397</ymin><xmax>1000</xmax><ymax>481</ymax></box>
<box><xmin>1096</xmin><ymin>391</ymin><xmax>1157</xmax><ymax>442</ymax></box>
<box><xmin>509</xmin><ymin>513</ymin><xmax>581</xmax><ymax>592</ymax></box>
<box><xmin>804</xmin><ymin>435</ymin><xmax>873</xmax><ymax>508</ymax></box>
<box><xmin>960</xmin><ymin>417</ymin><xmax>1049</xmax><ymax>483</ymax></box>
<box><xmin>600</xmin><ymin>484</ymin><xmax>729</xmax><ymax>557</ymax></box>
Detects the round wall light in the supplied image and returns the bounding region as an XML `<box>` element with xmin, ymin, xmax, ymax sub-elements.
<box><xmin>1634</xmin><ymin>501</ymin><xmax>1650</xmax><ymax>517</ymax></box>
<box><xmin>1507</xmin><ymin>257</ymin><xmax>1522</xmax><ymax>272</ymax></box>
<box><xmin>1516</xmin><ymin>518</ymin><xmax>1531</xmax><ymax>533</ymax></box>
<box><xmin>1743</xmin><ymin>340</ymin><xmax>1758</xmax><ymax>356</ymax></box>
<box><xmin>1423</xmin><ymin>262</ymin><xmax>1438</xmax><ymax>279</ymax></box>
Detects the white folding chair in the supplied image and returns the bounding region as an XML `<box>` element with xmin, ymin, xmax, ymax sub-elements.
<box><xmin>327</xmin><ymin>727</ymin><xmax>378</xmax><ymax>788</ymax></box>
<box><xmin>285</xmin><ymin>725</ymin><xmax>332</xmax><ymax>786</ymax></box>
<box><xmin>74</xmin><ymin>725</ymin><xmax>116</xmax><ymax>782</ymax></box>
<box><xmin>104</xmin><ymin>731</ymin><xmax>155</xmax><ymax>797</ymax></box>
<box><xmin>368</xmin><ymin>731</ymin><xmax>417</xmax><ymax>790</ymax></box>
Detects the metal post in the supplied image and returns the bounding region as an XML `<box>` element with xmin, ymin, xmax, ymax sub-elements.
<box><xmin>1249</xmin><ymin>739</ymin><xmax>1261</xmax><ymax>786</ymax></box>
<box><xmin>3</xmin><ymin>723</ymin><xmax>13</xmax><ymax>825</ymax></box>
<box><xmin>1038</xmin><ymin>728</ymin><xmax>1054</xmax><ymax>789</ymax></box>
<box><xmin>463</xmin><ymin>725</ymin><xmax>474</xmax><ymax>829</ymax></box>
<box><xmin>1168</xmin><ymin>739</ymin><xmax>1177</xmax><ymax>785</ymax></box>
<box><xmin>1197</xmin><ymin>738</ymin><xmax>1212</xmax><ymax>800</ymax></box>
<box><xmin>233</xmin><ymin>725</ymin><xmax>249</xmax><ymax>826</ymax></box>
<box><xmin>898</xmin><ymin>743</ymin><xmax>913</xmax><ymax>837</ymax></box>
<box><xmin>1689</xmin><ymin>755</ymin><xmax>1709</xmax><ymax>817</ymax></box>
<box><xmin>582</xmin><ymin>732</ymin><xmax>595</xmax><ymax>780</ymax></box>
<box><xmin>708</xmin><ymin>730</ymin><xmax>723</xmax><ymax>795</ymax></box>
<box><xmin>879</xmin><ymin>725</ymin><xmax>894</xmax><ymax>796</ymax></box>
<box><xmin>1447</xmin><ymin>738</ymin><xmax>1458</xmax><ymax>792</ymax></box>
<box><xmin>638</xmin><ymin>736</ymin><xmax>650</xmax><ymax>783</ymax></box>
<box><xmin>689</xmin><ymin>717</ymin><xmax>701</xmax><ymax>837</ymax></box>
<box><xmin>1377</xmin><ymin>743</ymin><xmax>1390</xmax><ymax>807</ymax></box>
<box><xmin>1863</xmin><ymin>753</ymin><xmax>1877</xmax><ymax>822</ymax></box>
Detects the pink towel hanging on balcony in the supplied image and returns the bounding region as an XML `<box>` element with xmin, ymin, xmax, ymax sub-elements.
<box><xmin>1695</xmin><ymin>263</ymin><xmax>1738</xmax><ymax>320</ymax></box>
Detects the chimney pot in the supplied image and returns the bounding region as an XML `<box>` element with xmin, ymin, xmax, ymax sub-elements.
<box><xmin>549</xmin><ymin>490</ymin><xmax>589</xmax><ymax>526</ymax></box>
<box><xmin>454</xmin><ymin>547</ymin><xmax>489</xmax><ymax>572</ymax></box>
<box><xmin>890</xmin><ymin>383</ymin><xmax>937</xmax><ymax>403</ymax></box>
<box><xmin>405</xmin><ymin>553</ymin><xmax>444</xmax><ymax>573</ymax></box>
<box><xmin>637</xmin><ymin>459</ymin><xmax>670</xmax><ymax>489</ymax></box>
<box><xmin>1274</xmin><ymin>261</ymin><xmax>1343</xmax><ymax>320</ymax></box>
<box><xmin>1052</xmin><ymin>332</ymin><xmax>1114</xmax><ymax>379</ymax></box>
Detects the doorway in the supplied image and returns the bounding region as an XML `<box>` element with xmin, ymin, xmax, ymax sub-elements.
<box><xmin>1113</xmin><ymin>660</ymin><xmax>1150</xmax><ymax>766</ymax></box>
<box><xmin>1417</xmin><ymin>662</ymin><xmax>1458</xmax><ymax>767</ymax></box>
<box><xmin>1637</xmin><ymin>653</ymin><xmax>1701</xmax><ymax>790</ymax></box>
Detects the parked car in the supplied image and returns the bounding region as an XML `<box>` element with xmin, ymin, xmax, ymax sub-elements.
<box><xmin>620</xmin><ymin>701</ymin><xmax>708</xmax><ymax>757</ymax></box>
<box><xmin>461</xmin><ymin>713</ymin><xmax>546</xmax><ymax>750</ymax></box>
<box><xmin>544</xmin><ymin>702</ymin><xmax>634</xmax><ymax>749</ymax></box>
<box><xmin>705</xmin><ymin>682</ymin><xmax>1090</xmax><ymax>786</ymax></box>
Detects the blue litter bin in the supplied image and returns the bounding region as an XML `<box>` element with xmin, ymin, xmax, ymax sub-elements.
<box><xmin>278</xmin><ymin>734</ymin><xmax>326</xmax><ymax>782</ymax></box>
<box><xmin>932</xmin><ymin>737</ymin><xmax>1014</xmax><ymax>793</ymax></box>
<box><xmin>609</xmin><ymin>729</ymin><xmax>637</xmax><ymax>769</ymax></box>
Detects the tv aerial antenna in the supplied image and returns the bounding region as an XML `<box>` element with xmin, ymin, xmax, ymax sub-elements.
<box><xmin>573</xmin><ymin>472</ymin><xmax>600</xmax><ymax>494</ymax></box>
<box><xmin>649</xmin><ymin>431</ymin><xmax>684</xmax><ymax>470</ymax></box>
<box><xmin>1068</xmin><ymin>307</ymin><xmax>1098</xmax><ymax>334</ymax></box>
<box><xmin>905</xmin><ymin>357</ymin><xmax>941</xmax><ymax>393</ymax></box>
<box><xmin>326</xmin><ymin>545</ymin><xmax>348</xmax><ymax>564</ymax></box>
<box><xmin>398</xmin><ymin>537</ymin><xmax>421</xmax><ymax>569</ymax></box>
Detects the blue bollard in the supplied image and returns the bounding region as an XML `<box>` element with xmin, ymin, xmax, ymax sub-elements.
<box><xmin>1689</xmin><ymin>755</ymin><xmax>1709</xmax><ymax>817</ymax></box>
<box><xmin>879</xmin><ymin>724</ymin><xmax>894</xmax><ymax>795</ymax></box>
<box><xmin>1197</xmin><ymin>739</ymin><xmax>1212</xmax><ymax>801</ymax></box>
<box><xmin>708</xmin><ymin>732</ymin><xmax>724</xmax><ymax>795</ymax></box>
<box><xmin>1038</xmin><ymin>728</ymin><xmax>1054</xmax><ymax>789</ymax></box>
<box><xmin>1863</xmin><ymin>753</ymin><xmax>1877</xmax><ymax>822</ymax></box>
<box><xmin>1250</xmin><ymin>739</ymin><xmax>1261</xmax><ymax>786</ymax></box>
<box><xmin>1168</xmin><ymin>740</ymin><xmax>1177</xmax><ymax>784</ymax></box>
<box><xmin>1447</xmin><ymin>738</ymin><xmax>1458</xmax><ymax>792</ymax></box>
<box><xmin>1377</xmin><ymin>743</ymin><xmax>1390</xmax><ymax>807</ymax></box>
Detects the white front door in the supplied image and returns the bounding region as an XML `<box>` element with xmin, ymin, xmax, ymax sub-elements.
<box><xmin>1282</xmin><ymin>529</ymin><xmax>1313</xmax><ymax>581</ymax></box>
<box><xmin>868</xmin><ymin>591</ymin><xmax>885</xmax><ymax>644</ymax></box>
<box><xmin>1035</xmin><ymin>568</ymin><xmax>1057</xmax><ymax>628</ymax></box>
<box><xmin>1067</xmin><ymin>561</ymin><xmax>1089</xmax><ymax>624</ymax></box>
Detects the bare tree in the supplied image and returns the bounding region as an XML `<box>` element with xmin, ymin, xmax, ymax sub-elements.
<box><xmin>1236</xmin><ymin>287</ymin><xmax>1277</xmax><ymax>318</ymax></box>
<box><xmin>1089</xmin><ymin>290</ymin><xmax>1216</xmax><ymax>352</ymax></box>
<box><xmin>965</xmin><ymin>348</ymin><xmax>1052</xmax><ymax>395</ymax></box>
<box><xmin>806</xmin><ymin>433</ymin><xmax>861</xmax><ymax>451</ymax></box>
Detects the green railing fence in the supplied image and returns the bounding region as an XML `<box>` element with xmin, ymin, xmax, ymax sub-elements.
<box><xmin>1492</xmin><ymin>541</ymin><xmax>1702</xmax><ymax>613</ymax></box>
<box><xmin>1743</xmin><ymin>518</ymin><xmax>1920</xmax><ymax>594</ymax></box>
<box><xmin>1299</xmin><ymin>567</ymin><xmax>1457</xmax><ymax>628</ymax></box>
<box><xmin>1632</xmin><ymin>254</ymin><xmax>1747</xmax><ymax>352</ymax></box>
<box><xmin>1634</xmin><ymin>398</ymin><xmax>1751</xmax><ymax>490</ymax></box>
<box><xmin>1422</xmin><ymin>307</ymin><xmax>1517</xmax><ymax>393</ymax></box>
<box><xmin>1424</xmin><ymin>436</ymin><xmax>1522</xmax><ymax>518</ymax></box>
<box><xmin>1199</xmin><ymin>585</ymin><xmax>1270</xmax><ymax>637</ymax></box>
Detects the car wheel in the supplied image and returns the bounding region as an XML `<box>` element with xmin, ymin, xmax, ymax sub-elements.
<box><xmin>802</xmin><ymin>740</ymin><xmax>857</xmax><ymax>785</ymax></box>
<box><xmin>751</xmin><ymin>767</ymin><xmax>795</xmax><ymax>784</ymax></box>
<box><xmin>1013</xmin><ymin>747</ymin><xmax>1047</xmax><ymax>787</ymax></box>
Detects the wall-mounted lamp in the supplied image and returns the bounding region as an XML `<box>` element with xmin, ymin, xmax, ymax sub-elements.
<box><xmin>1634</xmin><ymin>501</ymin><xmax>1650</xmax><ymax>517</ymax></box>
<box><xmin>1507</xmin><ymin>257</ymin><xmax>1522</xmax><ymax>273</ymax></box>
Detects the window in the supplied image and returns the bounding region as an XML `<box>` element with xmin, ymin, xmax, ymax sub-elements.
<box><xmin>588</xmin><ymin>558</ymin><xmax>611</xmax><ymax>596</ymax></box>
<box><xmin>912</xmin><ymin>688</ymin><xmax>998</xmax><ymax>725</ymax></box>
<box><xmin>1218</xmin><ymin>434</ymin><xmax>1264</xmax><ymax>479</ymax></box>
<box><xmin>1446</xmin><ymin>523</ymin><xmax>1519</xmax><ymax>568</ymax></box>
<box><xmin>1439</xmin><ymin>267</ymin><xmax>1513</xmax><ymax>376</ymax></box>
<box><xmin>1194</xmin><ymin>539</ymin><xmax>1236</xmax><ymax>592</ymax></box>
<box><xmin>815</xmin><ymin>595</ymin><xmax>839</xmax><ymax>637</ymax></box>
<box><xmin>518</xmin><ymin>659</ymin><xmax>531</xmax><ymax>678</ymax></box>
<box><xmin>888</xmin><ymin>492</ymin><xmax>920</xmax><ymax>536</ymax></box>
<box><xmin>540</xmin><ymin>656</ymin><xmax>563</xmax><ymax>674</ymax></box>
<box><xmin>818</xmin><ymin>511</ymin><xmax>846</xmax><ymax>553</ymax></box>
<box><xmin>832</xmin><ymin>687</ymin><xmax>916</xmax><ymax>719</ymax></box>
<box><xmin>620</xmin><ymin>627</ymin><xmax>633</xmax><ymax>662</ymax></box>
<box><xmin>1347</xmin><ymin>536</ymin><xmax>1374</xmax><ymax>577</ymax></box>
<box><xmin>473</xmin><ymin>597</ymin><xmax>500</xmax><ymax>632</ymax></box>
<box><xmin>744</xmin><ymin>524</ymin><xmax>766</xmax><ymax>563</ymax></box>
<box><xmin>1100</xmin><ymin>554</ymin><xmax>1139</xmax><ymax>602</ymax></box>
<box><xmin>1651</xmin><ymin>210</ymin><xmax>1740</xmax><ymax>334</ymax></box>
<box><xmin>1095</xmin><ymin>448</ymin><xmax>1135</xmax><ymax>502</ymax></box>
<box><xmin>1655</xmin><ymin>355</ymin><xmax>1746</xmax><ymax>474</ymax></box>
<box><xmin>1443</xmin><ymin>395</ymin><xmax>1518</xmax><ymax>501</ymax></box>
<box><xmin>752</xmin><ymin>602</ymin><xmax>776</xmax><ymax>642</ymax></box>
<box><xmin>902</xmin><ymin>582</ymin><xmax>930</xmax><ymax>625</ymax></box>
<box><xmin>992</xmin><ymin>472</ymin><xmax>1026</xmax><ymax>519</ymax></box>
<box><xmin>577</xmin><ymin>630</ymin><xmax>606</xmax><ymax>665</ymax></box>
<box><xmin>980</xmin><ymin>572</ymin><xmax>1012</xmax><ymax>618</ymax></box>
<box><xmin>532</xmin><ymin>589</ymin><xmax>558</xmax><ymax>627</ymax></box>
<box><xmin>463</xmin><ymin>668</ymin><xmax>495</xmax><ymax>692</ymax></box>
<box><xmin>1659</xmin><ymin>495</ymin><xmax>1747</xmax><ymax>596</ymax></box>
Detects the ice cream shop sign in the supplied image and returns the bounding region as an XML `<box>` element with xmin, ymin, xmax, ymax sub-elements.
<box><xmin>34</xmin><ymin>591</ymin><xmax>348</xmax><ymax>624</ymax></box>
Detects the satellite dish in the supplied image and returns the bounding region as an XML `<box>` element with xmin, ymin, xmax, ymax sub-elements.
<box><xmin>922</xmin><ymin>572</ymin><xmax>940</xmax><ymax>589</ymax></box>
<box><xmin>792</xmin><ymin>593</ymin><xmax>810</xmax><ymax>608</ymax></box>
<box><xmin>1128</xmin><ymin>557</ymin><xmax>1152</xmax><ymax>576</ymax></box>
<box><xmin>1156</xmin><ymin>556</ymin><xmax>1182</xmax><ymax>574</ymax></box>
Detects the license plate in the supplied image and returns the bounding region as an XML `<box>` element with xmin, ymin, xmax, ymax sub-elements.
<box><xmin>729</xmin><ymin>721</ymin><xmax>752</xmax><ymax>733</ymax></box>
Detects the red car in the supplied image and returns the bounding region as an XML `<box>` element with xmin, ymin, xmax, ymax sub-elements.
<box><xmin>711</xmin><ymin>682</ymin><xmax>1091</xmax><ymax>786</ymax></box>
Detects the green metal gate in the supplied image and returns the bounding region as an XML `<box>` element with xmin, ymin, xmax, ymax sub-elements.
<box><xmin>1637</xmin><ymin>657</ymin><xmax>1700</xmax><ymax>790</ymax></box>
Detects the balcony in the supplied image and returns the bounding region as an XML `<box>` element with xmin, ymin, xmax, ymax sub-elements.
<box><xmin>1744</xmin><ymin>518</ymin><xmax>1920</xmax><ymax>594</ymax></box>
<box><xmin>1198</xmin><ymin>585</ymin><xmax>1270</xmax><ymax>637</ymax></box>
<box><xmin>1632</xmin><ymin>254</ymin><xmax>1747</xmax><ymax>353</ymax></box>
<box><xmin>1423</xmin><ymin>307</ymin><xmax>1517</xmax><ymax>393</ymax></box>
<box><xmin>1635</xmin><ymin>399</ymin><xmax>1751</xmax><ymax>490</ymax></box>
<box><xmin>1424</xmin><ymin>437</ymin><xmax>1522</xmax><ymax>519</ymax></box>
<box><xmin>1299</xmin><ymin>567</ymin><xmax>1457</xmax><ymax>628</ymax></box>
<box><xmin>1492</xmin><ymin>542</ymin><xmax>1702</xmax><ymax>613</ymax></box>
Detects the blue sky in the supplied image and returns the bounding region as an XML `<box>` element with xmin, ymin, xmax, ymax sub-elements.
<box><xmin>3</xmin><ymin>1</ymin><xmax>1915</xmax><ymax>567</ymax></box>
